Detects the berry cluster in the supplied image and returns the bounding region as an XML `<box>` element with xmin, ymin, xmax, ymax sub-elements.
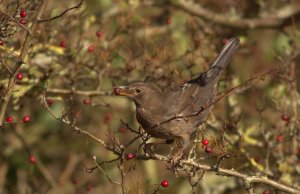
<box><xmin>19</xmin><ymin>10</ymin><xmax>27</xmax><ymax>24</ymax></box>
<box><xmin>202</xmin><ymin>138</ymin><xmax>212</xmax><ymax>154</ymax></box>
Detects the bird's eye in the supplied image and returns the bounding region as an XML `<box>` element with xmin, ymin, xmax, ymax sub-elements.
<box><xmin>136</xmin><ymin>88</ymin><xmax>142</xmax><ymax>93</ymax></box>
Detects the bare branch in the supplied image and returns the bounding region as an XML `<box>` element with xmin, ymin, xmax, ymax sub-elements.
<box><xmin>46</xmin><ymin>88</ymin><xmax>111</xmax><ymax>97</ymax></box>
<box><xmin>171</xmin><ymin>0</ymin><xmax>300</xmax><ymax>29</ymax></box>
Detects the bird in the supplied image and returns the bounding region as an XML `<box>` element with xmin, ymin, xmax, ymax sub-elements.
<box><xmin>113</xmin><ymin>37</ymin><xmax>240</xmax><ymax>163</ymax></box>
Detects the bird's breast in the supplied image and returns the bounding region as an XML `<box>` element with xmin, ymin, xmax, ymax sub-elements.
<box><xmin>135</xmin><ymin>107</ymin><xmax>155</xmax><ymax>130</ymax></box>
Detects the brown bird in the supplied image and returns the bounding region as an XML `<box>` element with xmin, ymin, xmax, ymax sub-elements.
<box><xmin>114</xmin><ymin>38</ymin><xmax>240</xmax><ymax>162</ymax></box>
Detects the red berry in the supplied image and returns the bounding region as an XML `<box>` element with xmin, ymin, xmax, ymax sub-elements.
<box><xmin>19</xmin><ymin>18</ymin><xmax>26</xmax><ymax>24</ymax></box>
<box><xmin>103</xmin><ymin>112</ymin><xmax>112</xmax><ymax>124</ymax></box>
<box><xmin>59</xmin><ymin>41</ymin><xmax>67</xmax><ymax>48</ymax></box>
<box><xmin>86</xmin><ymin>184</ymin><xmax>92</xmax><ymax>192</ymax></box>
<box><xmin>126</xmin><ymin>153</ymin><xmax>135</xmax><ymax>160</ymax></box>
<box><xmin>160</xmin><ymin>180</ymin><xmax>169</xmax><ymax>188</ymax></box>
<box><xmin>46</xmin><ymin>99</ymin><xmax>54</xmax><ymax>106</ymax></box>
<box><xmin>119</xmin><ymin>127</ymin><xmax>126</xmax><ymax>133</ymax></box>
<box><xmin>263</xmin><ymin>190</ymin><xmax>270</xmax><ymax>194</ymax></box>
<box><xmin>205</xmin><ymin>146</ymin><xmax>212</xmax><ymax>153</ymax></box>
<box><xmin>22</xmin><ymin>115</ymin><xmax>30</xmax><ymax>123</ymax></box>
<box><xmin>83</xmin><ymin>98</ymin><xmax>92</xmax><ymax>105</ymax></box>
<box><xmin>87</xmin><ymin>45</ymin><xmax>95</xmax><ymax>53</ymax></box>
<box><xmin>96</xmin><ymin>31</ymin><xmax>104</xmax><ymax>38</ymax></box>
<box><xmin>16</xmin><ymin>73</ymin><xmax>23</xmax><ymax>81</ymax></box>
<box><xmin>0</xmin><ymin>39</ymin><xmax>3</xmax><ymax>46</ymax></box>
<box><xmin>165</xmin><ymin>17</ymin><xmax>172</xmax><ymax>25</ymax></box>
<box><xmin>276</xmin><ymin>135</ymin><xmax>284</xmax><ymax>143</ymax></box>
<box><xmin>113</xmin><ymin>87</ymin><xmax>121</xmax><ymax>95</ymax></box>
<box><xmin>29</xmin><ymin>155</ymin><xmax>36</xmax><ymax>164</ymax></box>
<box><xmin>5</xmin><ymin>116</ymin><xmax>13</xmax><ymax>123</ymax></box>
<box><xmin>281</xmin><ymin>114</ymin><xmax>290</xmax><ymax>122</ymax></box>
<box><xmin>254</xmin><ymin>156</ymin><xmax>261</xmax><ymax>163</ymax></box>
<box><xmin>20</xmin><ymin>10</ymin><xmax>27</xmax><ymax>18</ymax></box>
<box><xmin>224</xmin><ymin>123</ymin><xmax>236</xmax><ymax>130</ymax></box>
<box><xmin>71</xmin><ymin>178</ymin><xmax>77</xmax><ymax>185</ymax></box>
<box><xmin>202</xmin><ymin>138</ymin><xmax>209</xmax><ymax>146</ymax></box>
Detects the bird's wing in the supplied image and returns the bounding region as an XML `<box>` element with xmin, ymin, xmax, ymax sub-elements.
<box><xmin>165</xmin><ymin>74</ymin><xmax>215</xmax><ymax>121</ymax></box>
<box><xmin>165</xmin><ymin>38</ymin><xmax>240</xmax><ymax>122</ymax></box>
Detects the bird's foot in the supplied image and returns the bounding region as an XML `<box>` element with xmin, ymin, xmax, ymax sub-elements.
<box><xmin>143</xmin><ymin>143</ymin><xmax>156</xmax><ymax>157</ymax></box>
<box><xmin>170</xmin><ymin>151</ymin><xmax>184</xmax><ymax>167</ymax></box>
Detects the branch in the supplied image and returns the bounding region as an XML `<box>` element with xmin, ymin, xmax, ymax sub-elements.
<box><xmin>171</xmin><ymin>0</ymin><xmax>300</xmax><ymax>29</ymax></box>
<box><xmin>42</xmin><ymin>91</ymin><xmax>119</xmax><ymax>155</ymax></box>
<box><xmin>38</xmin><ymin>0</ymin><xmax>84</xmax><ymax>23</ymax></box>
<box><xmin>137</xmin><ymin>154</ymin><xmax>300</xmax><ymax>194</ymax></box>
<box><xmin>46</xmin><ymin>88</ymin><xmax>111</xmax><ymax>97</ymax></box>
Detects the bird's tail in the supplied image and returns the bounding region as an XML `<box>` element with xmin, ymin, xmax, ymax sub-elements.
<box><xmin>205</xmin><ymin>37</ymin><xmax>240</xmax><ymax>82</ymax></box>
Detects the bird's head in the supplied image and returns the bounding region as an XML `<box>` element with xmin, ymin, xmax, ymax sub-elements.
<box><xmin>113</xmin><ymin>83</ymin><xmax>163</xmax><ymax>107</ymax></box>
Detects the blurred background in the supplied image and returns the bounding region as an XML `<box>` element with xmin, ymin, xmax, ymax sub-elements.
<box><xmin>0</xmin><ymin>0</ymin><xmax>300</xmax><ymax>193</ymax></box>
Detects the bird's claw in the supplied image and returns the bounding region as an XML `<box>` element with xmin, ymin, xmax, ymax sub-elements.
<box><xmin>143</xmin><ymin>143</ymin><xmax>156</xmax><ymax>157</ymax></box>
<box><xmin>170</xmin><ymin>152</ymin><xmax>184</xmax><ymax>167</ymax></box>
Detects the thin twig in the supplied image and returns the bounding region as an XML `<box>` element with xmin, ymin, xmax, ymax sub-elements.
<box><xmin>38</xmin><ymin>0</ymin><xmax>84</xmax><ymax>23</ymax></box>
<box><xmin>0</xmin><ymin>59</ymin><xmax>12</xmax><ymax>74</ymax></box>
<box><xmin>0</xmin><ymin>10</ymin><xmax>31</xmax><ymax>34</ymax></box>
<box><xmin>93</xmin><ymin>156</ymin><xmax>126</xmax><ymax>192</ymax></box>
<box><xmin>42</xmin><ymin>91</ymin><xmax>120</xmax><ymax>155</ymax></box>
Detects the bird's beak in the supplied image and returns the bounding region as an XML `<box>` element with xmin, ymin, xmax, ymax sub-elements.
<box><xmin>113</xmin><ymin>86</ymin><xmax>133</xmax><ymax>97</ymax></box>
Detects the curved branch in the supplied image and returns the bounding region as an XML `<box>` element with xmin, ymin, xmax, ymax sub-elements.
<box><xmin>38</xmin><ymin>0</ymin><xmax>84</xmax><ymax>23</ymax></box>
<box><xmin>171</xmin><ymin>0</ymin><xmax>300</xmax><ymax>29</ymax></box>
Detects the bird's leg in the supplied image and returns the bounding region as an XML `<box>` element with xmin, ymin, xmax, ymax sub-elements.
<box><xmin>136</xmin><ymin>134</ymin><xmax>151</xmax><ymax>154</ymax></box>
<box><xmin>143</xmin><ymin>142</ymin><xmax>157</xmax><ymax>157</ymax></box>
<box><xmin>171</xmin><ymin>135</ymin><xmax>191</xmax><ymax>166</ymax></box>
